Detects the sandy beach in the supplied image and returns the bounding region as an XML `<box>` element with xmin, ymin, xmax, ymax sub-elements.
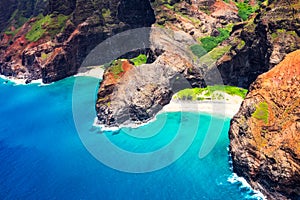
<box><xmin>161</xmin><ymin>91</ymin><xmax>244</xmax><ymax>118</ymax></box>
<box><xmin>161</xmin><ymin>98</ymin><xmax>243</xmax><ymax>118</ymax></box>
<box><xmin>75</xmin><ymin>66</ymin><xmax>104</xmax><ymax>79</ymax></box>
<box><xmin>96</xmin><ymin>95</ymin><xmax>243</xmax><ymax>131</ymax></box>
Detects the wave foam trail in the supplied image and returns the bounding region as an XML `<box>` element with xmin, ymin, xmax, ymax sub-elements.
<box><xmin>227</xmin><ymin>173</ymin><xmax>267</xmax><ymax>200</ymax></box>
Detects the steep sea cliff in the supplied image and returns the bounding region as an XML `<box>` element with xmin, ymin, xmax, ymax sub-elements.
<box><xmin>229</xmin><ymin>50</ymin><xmax>300</xmax><ymax>200</ymax></box>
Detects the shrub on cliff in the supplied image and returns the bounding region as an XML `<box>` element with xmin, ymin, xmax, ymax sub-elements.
<box><xmin>252</xmin><ymin>102</ymin><xmax>269</xmax><ymax>124</ymax></box>
<box><xmin>174</xmin><ymin>85</ymin><xmax>248</xmax><ymax>101</ymax></box>
<box><xmin>130</xmin><ymin>54</ymin><xmax>147</xmax><ymax>66</ymax></box>
<box><xmin>191</xmin><ymin>25</ymin><xmax>232</xmax><ymax>58</ymax></box>
<box><xmin>236</xmin><ymin>2</ymin><xmax>257</xmax><ymax>21</ymax></box>
<box><xmin>200</xmin><ymin>28</ymin><xmax>231</xmax><ymax>52</ymax></box>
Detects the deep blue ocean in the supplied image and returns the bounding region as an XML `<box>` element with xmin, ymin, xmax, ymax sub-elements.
<box><xmin>0</xmin><ymin>76</ymin><xmax>264</xmax><ymax>200</ymax></box>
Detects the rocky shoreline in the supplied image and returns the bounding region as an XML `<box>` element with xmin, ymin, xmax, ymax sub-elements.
<box><xmin>0</xmin><ymin>75</ymin><xmax>43</xmax><ymax>85</ymax></box>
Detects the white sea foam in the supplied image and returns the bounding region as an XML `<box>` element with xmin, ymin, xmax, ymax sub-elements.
<box><xmin>0</xmin><ymin>75</ymin><xmax>44</xmax><ymax>86</ymax></box>
<box><xmin>92</xmin><ymin>114</ymin><xmax>159</xmax><ymax>131</ymax></box>
<box><xmin>38</xmin><ymin>82</ymin><xmax>54</xmax><ymax>87</ymax></box>
<box><xmin>92</xmin><ymin>117</ymin><xmax>120</xmax><ymax>132</ymax></box>
<box><xmin>227</xmin><ymin>173</ymin><xmax>267</xmax><ymax>200</ymax></box>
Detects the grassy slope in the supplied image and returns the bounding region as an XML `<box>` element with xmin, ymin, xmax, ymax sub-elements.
<box><xmin>26</xmin><ymin>14</ymin><xmax>69</xmax><ymax>42</ymax></box>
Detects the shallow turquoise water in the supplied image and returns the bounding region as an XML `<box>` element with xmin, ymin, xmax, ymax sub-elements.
<box><xmin>0</xmin><ymin>77</ymin><xmax>263</xmax><ymax>199</ymax></box>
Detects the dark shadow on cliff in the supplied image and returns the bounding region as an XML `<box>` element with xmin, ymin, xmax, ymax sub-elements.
<box><xmin>117</xmin><ymin>0</ymin><xmax>156</xmax><ymax>27</ymax></box>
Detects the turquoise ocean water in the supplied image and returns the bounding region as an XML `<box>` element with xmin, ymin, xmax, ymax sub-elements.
<box><xmin>0</xmin><ymin>76</ymin><xmax>264</xmax><ymax>199</ymax></box>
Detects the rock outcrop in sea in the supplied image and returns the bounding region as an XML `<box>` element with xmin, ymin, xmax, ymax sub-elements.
<box><xmin>229</xmin><ymin>50</ymin><xmax>300</xmax><ymax>200</ymax></box>
<box><xmin>96</xmin><ymin>28</ymin><xmax>206</xmax><ymax>126</ymax></box>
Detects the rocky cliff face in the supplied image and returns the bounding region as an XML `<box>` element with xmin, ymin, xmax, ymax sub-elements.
<box><xmin>214</xmin><ymin>0</ymin><xmax>300</xmax><ymax>88</ymax></box>
<box><xmin>152</xmin><ymin>0</ymin><xmax>299</xmax><ymax>88</ymax></box>
<box><xmin>0</xmin><ymin>0</ymin><xmax>47</xmax><ymax>32</ymax></box>
<box><xmin>229</xmin><ymin>50</ymin><xmax>300</xmax><ymax>200</ymax></box>
<box><xmin>1</xmin><ymin>0</ymin><xmax>298</xmax><ymax>85</ymax></box>
<box><xmin>96</xmin><ymin>0</ymin><xmax>300</xmax><ymax>126</ymax></box>
<box><xmin>96</xmin><ymin>28</ymin><xmax>205</xmax><ymax>126</ymax></box>
<box><xmin>95</xmin><ymin>0</ymin><xmax>242</xmax><ymax>127</ymax></box>
<box><xmin>0</xmin><ymin>0</ymin><xmax>156</xmax><ymax>83</ymax></box>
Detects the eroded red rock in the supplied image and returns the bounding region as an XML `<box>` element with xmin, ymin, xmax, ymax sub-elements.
<box><xmin>229</xmin><ymin>50</ymin><xmax>300</xmax><ymax>200</ymax></box>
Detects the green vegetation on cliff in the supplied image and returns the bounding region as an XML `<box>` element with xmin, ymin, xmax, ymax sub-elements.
<box><xmin>26</xmin><ymin>14</ymin><xmax>69</xmax><ymax>42</ymax></box>
<box><xmin>131</xmin><ymin>54</ymin><xmax>147</xmax><ymax>66</ymax></box>
<box><xmin>191</xmin><ymin>25</ymin><xmax>233</xmax><ymax>58</ymax></box>
<box><xmin>174</xmin><ymin>85</ymin><xmax>248</xmax><ymax>101</ymax></box>
<box><xmin>236</xmin><ymin>2</ymin><xmax>258</xmax><ymax>21</ymax></box>
<box><xmin>199</xmin><ymin>45</ymin><xmax>231</xmax><ymax>67</ymax></box>
<box><xmin>102</xmin><ymin>8</ymin><xmax>111</xmax><ymax>20</ymax></box>
<box><xmin>4</xmin><ymin>28</ymin><xmax>21</xmax><ymax>37</ymax></box>
<box><xmin>109</xmin><ymin>60</ymin><xmax>124</xmax><ymax>77</ymax></box>
<box><xmin>105</xmin><ymin>54</ymin><xmax>147</xmax><ymax>78</ymax></box>
<box><xmin>200</xmin><ymin>28</ymin><xmax>231</xmax><ymax>52</ymax></box>
<box><xmin>237</xmin><ymin>40</ymin><xmax>246</xmax><ymax>49</ymax></box>
<box><xmin>163</xmin><ymin>3</ymin><xmax>175</xmax><ymax>10</ymax></box>
<box><xmin>252</xmin><ymin>102</ymin><xmax>269</xmax><ymax>123</ymax></box>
